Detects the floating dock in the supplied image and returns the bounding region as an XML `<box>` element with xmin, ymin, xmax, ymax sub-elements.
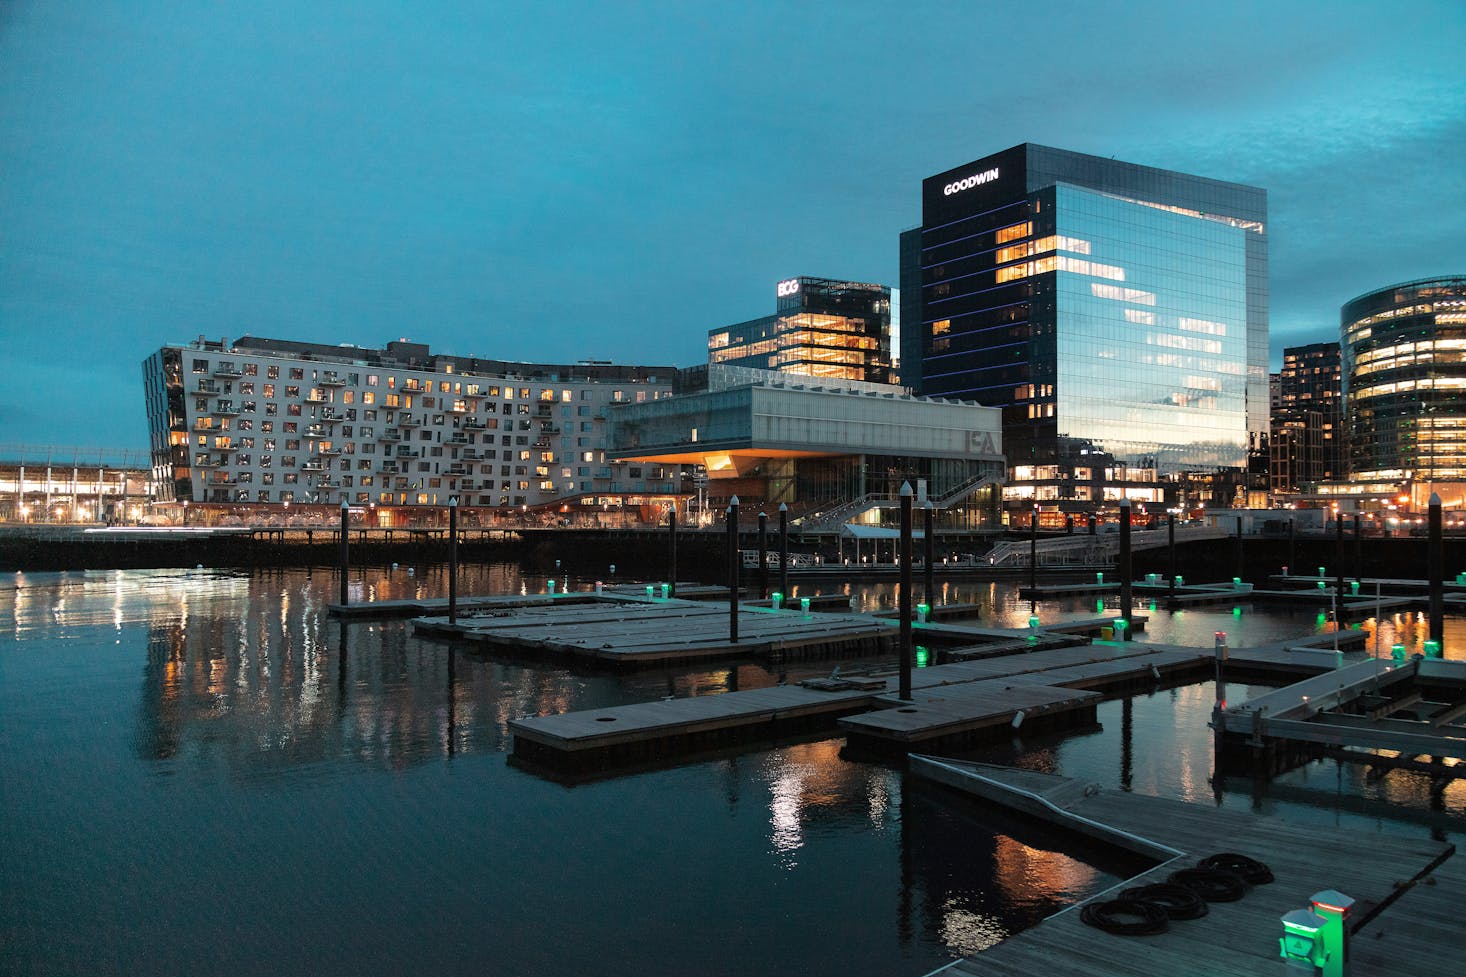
<box><xmin>913</xmin><ymin>757</ymin><xmax>1458</xmax><ymax>977</ymax></box>
<box><xmin>509</xmin><ymin>635</ymin><xmax>1363</xmax><ymax>770</ymax></box>
<box><xmin>1216</xmin><ymin>656</ymin><xmax>1466</xmax><ymax>774</ymax></box>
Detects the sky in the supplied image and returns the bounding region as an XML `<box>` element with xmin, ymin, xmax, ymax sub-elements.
<box><xmin>2</xmin><ymin>0</ymin><xmax>1463</xmax><ymax>452</ymax></box>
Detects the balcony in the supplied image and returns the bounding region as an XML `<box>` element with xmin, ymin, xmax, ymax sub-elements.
<box><xmin>397</xmin><ymin>414</ymin><xmax>422</xmax><ymax>427</ymax></box>
<box><xmin>212</xmin><ymin>401</ymin><xmax>241</xmax><ymax>415</ymax></box>
<box><xmin>305</xmin><ymin>391</ymin><xmax>328</xmax><ymax>404</ymax></box>
<box><xmin>305</xmin><ymin>424</ymin><xmax>328</xmax><ymax>438</ymax></box>
<box><xmin>196</xmin><ymin>380</ymin><xmax>221</xmax><ymax>394</ymax></box>
<box><xmin>446</xmin><ymin>466</ymin><xmax>469</xmax><ymax>477</ymax></box>
<box><xmin>316</xmin><ymin>446</ymin><xmax>342</xmax><ymax>456</ymax></box>
<box><xmin>447</xmin><ymin>433</ymin><xmax>469</xmax><ymax>445</ymax></box>
<box><xmin>594</xmin><ymin>469</ymin><xmax>613</xmax><ymax>480</ymax></box>
<box><xmin>462</xmin><ymin>449</ymin><xmax>482</xmax><ymax>461</ymax></box>
<box><xmin>318</xmin><ymin>372</ymin><xmax>347</xmax><ymax>386</ymax></box>
<box><xmin>381</xmin><ymin>462</ymin><xmax>401</xmax><ymax>474</ymax></box>
<box><xmin>317</xmin><ymin>410</ymin><xmax>343</xmax><ymax>422</ymax></box>
<box><xmin>534</xmin><ymin>405</ymin><xmax>553</xmax><ymax>417</ymax></box>
<box><xmin>463</xmin><ymin>418</ymin><xmax>487</xmax><ymax>430</ymax></box>
<box><xmin>302</xmin><ymin>461</ymin><xmax>327</xmax><ymax>472</ymax></box>
<box><xmin>194</xmin><ymin>456</ymin><xmax>223</xmax><ymax>468</ymax></box>
<box><xmin>394</xmin><ymin>447</ymin><xmax>419</xmax><ymax>459</ymax></box>
<box><xmin>213</xmin><ymin>363</ymin><xmax>244</xmax><ymax>378</ymax></box>
<box><xmin>379</xmin><ymin>429</ymin><xmax>402</xmax><ymax>442</ymax></box>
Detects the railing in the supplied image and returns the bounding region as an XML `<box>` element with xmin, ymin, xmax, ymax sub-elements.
<box><xmin>212</xmin><ymin>363</ymin><xmax>243</xmax><ymax>378</ymax></box>
<box><xmin>318</xmin><ymin>373</ymin><xmax>346</xmax><ymax>386</ymax></box>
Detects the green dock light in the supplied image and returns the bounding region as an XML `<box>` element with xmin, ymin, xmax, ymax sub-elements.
<box><xmin>1233</xmin><ymin>576</ymin><xmax>1241</xmax><ymax>586</ymax></box>
<box><xmin>1318</xmin><ymin>566</ymin><xmax>1326</xmax><ymax>578</ymax></box>
<box><xmin>917</xmin><ymin>602</ymin><xmax>930</xmax><ymax>624</ymax></box>
<box><xmin>1095</xmin><ymin>598</ymin><xmax>1104</xmax><ymax>613</ymax></box>
<box><xmin>1146</xmin><ymin>572</ymin><xmax>1158</xmax><ymax>584</ymax></box>
<box><xmin>800</xmin><ymin>597</ymin><xmax>810</xmax><ymax>616</ymax></box>
<box><xmin>547</xmin><ymin>579</ymin><xmax>557</xmax><ymax>595</ymax></box>
<box><xmin>1028</xmin><ymin>614</ymin><xmax>1040</xmax><ymax>630</ymax></box>
<box><xmin>1350</xmin><ymin>580</ymin><xmax>1360</xmax><ymax>595</ymax></box>
<box><xmin>772</xmin><ymin>591</ymin><xmax>783</xmax><ymax>610</ymax></box>
<box><xmin>1114</xmin><ymin>619</ymin><xmax>1128</xmax><ymax>637</ymax></box>
<box><xmin>1392</xmin><ymin>643</ymin><xmax>1406</xmax><ymax>661</ymax></box>
<box><xmin>661</xmin><ymin>583</ymin><xmax>670</xmax><ymax>599</ymax></box>
<box><xmin>1283</xmin><ymin>564</ymin><xmax>1290</xmax><ymax>576</ymax></box>
<box><xmin>1148</xmin><ymin>600</ymin><xmax>1157</xmax><ymax>612</ymax></box>
<box><xmin>1279</xmin><ymin>908</ymin><xmax>1330</xmax><ymax>972</ymax></box>
<box><xmin>645</xmin><ymin>584</ymin><xmax>655</xmax><ymax>599</ymax></box>
<box><xmin>1458</xmin><ymin>572</ymin><xmax>1466</xmax><ymax>586</ymax></box>
<box><xmin>1425</xmin><ymin>639</ymin><xmax>1442</xmax><ymax>658</ymax></box>
<box><xmin>1232</xmin><ymin>606</ymin><xmax>1242</xmax><ymax>617</ymax></box>
<box><xmin>1308</xmin><ymin>890</ymin><xmax>1355</xmax><ymax>977</ymax></box>
<box><xmin>1175</xmin><ymin>575</ymin><xmax>1184</xmax><ymax>586</ymax></box>
<box><xmin>915</xmin><ymin>645</ymin><xmax>930</xmax><ymax>668</ymax></box>
<box><xmin>1317</xmin><ymin>580</ymin><xmax>1327</xmax><ymax>590</ymax></box>
<box><xmin>1096</xmin><ymin>571</ymin><xmax>1104</xmax><ymax>584</ymax></box>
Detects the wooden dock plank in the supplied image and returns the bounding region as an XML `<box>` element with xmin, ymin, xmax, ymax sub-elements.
<box><xmin>913</xmin><ymin>758</ymin><xmax>1457</xmax><ymax>977</ymax></box>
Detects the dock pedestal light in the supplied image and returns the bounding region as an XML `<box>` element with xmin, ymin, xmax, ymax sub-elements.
<box><xmin>668</xmin><ymin>503</ymin><xmax>677</xmax><ymax>598</ymax></box>
<box><xmin>917</xmin><ymin>603</ymin><xmax>929</xmax><ymax>624</ymax></box>
<box><xmin>899</xmin><ymin>481</ymin><xmax>913</xmax><ymax>702</ymax></box>
<box><xmin>1353</xmin><ymin>513</ymin><xmax>1363</xmax><ymax>580</ymax></box>
<box><xmin>1429</xmin><ymin>492</ymin><xmax>1443</xmax><ymax>653</ymax></box>
<box><xmin>1309</xmin><ymin>890</ymin><xmax>1354</xmax><ymax>977</ymax></box>
<box><xmin>338</xmin><ymin>500</ymin><xmax>349</xmax><ymax>607</ymax></box>
<box><xmin>1391</xmin><ymin>643</ymin><xmax>1406</xmax><ymax>662</ymax></box>
<box><xmin>661</xmin><ymin>583</ymin><xmax>670</xmax><ymax>599</ymax></box>
<box><xmin>448</xmin><ymin>497</ymin><xmax>458</xmax><ymax>624</ymax></box>
<box><xmin>772</xmin><ymin>592</ymin><xmax>783</xmax><ymax>611</ymax></box>
<box><xmin>777</xmin><ymin>503</ymin><xmax>789</xmax><ymax>604</ymax></box>
<box><xmin>645</xmin><ymin>585</ymin><xmax>654</xmax><ymax>599</ymax></box>
<box><xmin>1424</xmin><ymin>639</ymin><xmax>1442</xmax><ymax>658</ymax></box>
<box><xmin>800</xmin><ymin>596</ymin><xmax>810</xmax><ymax>616</ymax></box>
<box><xmin>727</xmin><ymin>497</ymin><xmax>739</xmax><ymax>644</ymax></box>
<box><xmin>1279</xmin><ymin>908</ymin><xmax>1330</xmax><ymax>975</ymax></box>
<box><xmin>923</xmin><ymin>501</ymin><xmax>935</xmax><ymax>613</ymax></box>
<box><xmin>1119</xmin><ymin>499</ymin><xmax>1133</xmax><ymax>641</ymax></box>
<box><xmin>1335</xmin><ymin>514</ymin><xmax>1346</xmax><ymax>626</ymax></box>
<box><xmin>757</xmin><ymin>511</ymin><xmax>768</xmax><ymax>600</ymax></box>
<box><xmin>548</xmin><ymin>579</ymin><xmax>557</xmax><ymax>595</ymax></box>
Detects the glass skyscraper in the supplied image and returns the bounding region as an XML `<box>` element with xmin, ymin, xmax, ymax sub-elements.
<box><xmin>902</xmin><ymin>144</ymin><xmax>1267</xmax><ymax>517</ymax></box>
<box><xmin>708</xmin><ymin>276</ymin><xmax>894</xmax><ymax>384</ymax></box>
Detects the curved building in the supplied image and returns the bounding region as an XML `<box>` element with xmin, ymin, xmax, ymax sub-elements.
<box><xmin>1343</xmin><ymin>276</ymin><xmax>1466</xmax><ymax>482</ymax></box>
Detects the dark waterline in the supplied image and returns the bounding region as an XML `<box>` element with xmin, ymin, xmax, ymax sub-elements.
<box><xmin>2</xmin><ymin>566</ymin><xmax>1462</xmax><ymax>977</ymax></box>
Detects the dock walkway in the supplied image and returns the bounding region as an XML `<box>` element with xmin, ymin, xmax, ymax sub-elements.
<box><xmin>914</xmin><ymin>757</ymin><xmax>1458</xmax><ymax>977</ymax></box>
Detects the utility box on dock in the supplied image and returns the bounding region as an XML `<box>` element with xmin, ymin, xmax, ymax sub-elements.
<box><xmin>1279</xmin><ymin>908</ymin><xmax>1329</xmax><ymax>974</ymax></box>
<box><xmin>1308</xmin><ymin>890</ymin><xmax>1354</xmax><ymax>977</ymax></box>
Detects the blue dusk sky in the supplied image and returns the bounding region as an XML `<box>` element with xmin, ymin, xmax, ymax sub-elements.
<box><xmin>2</xmin><ymin>0</ymin><xmax>1463</xmax><ymax>452</ymax></box>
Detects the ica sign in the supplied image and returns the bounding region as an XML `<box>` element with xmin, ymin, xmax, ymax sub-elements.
<box><xmin>776</xmin><ymin>278</ymin><xmax>801</xmax><ymax>298</ymax></box>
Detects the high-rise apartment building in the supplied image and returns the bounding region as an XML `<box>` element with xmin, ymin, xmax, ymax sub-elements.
<box><xmin>143</xmin><ymin>336</ymin><xmax>685</xmax><ymax>508</ymax></box>
<box><xmin>708</xmin><ymin>276</ymin><xmax>894</xmax><ymax>384</ymax></box>
<box><xmin>1270</xmin><ymin>342</ymin><xmax>1343</xmax><ymax>495</ymax></box>
<box><xmin>901</xmin><ymin>144</ymin><xmax>1268</xmax><ymax>516</ymax></box>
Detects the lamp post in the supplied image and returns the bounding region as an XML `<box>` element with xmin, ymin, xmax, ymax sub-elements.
<box><xmin>899</xmin><ymin>482</ymin><xmax>913</xmax><ymax>701</ymax></box>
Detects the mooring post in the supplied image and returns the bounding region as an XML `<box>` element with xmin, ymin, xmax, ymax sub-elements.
<box><xmin>923</xmin><ymin>500</ymin><xmax>935</xmax><ymax>611</ymax></box>
<box><xmin>1335</xmin><ymin>513</ymin><xmax>1346</xmax><ymax>624</ymax></box>
<box><xmin>1029</xmin><ymin>503</ymin><xmax>1038</xmax><ymax>593</ymax></box>
<box><xmin>1288</xmin><ymin>517</ymin><xmax>1296</xmax><ymax>573</ymax></box>
<box><xmin>778</xmin><ymin>503</ymin><xmax>789</xmax><ymax>604</ymax></box>
<box><xmin>1167</xmin><ymin>511</ymin><xmax>1177</xmax><ymax>600</ymax></box>
<box><xmin>1065</xmin><ymin>515</ymin><xmax>1073</xmax><ymax>535</ymax></box>
<box><xmin>899</xmin><ymin>482</ymin><xmax>913</xmax><ymax>701</ymax></box>
<box><xmin>1235</xmin><ymin>515</ymin><xmax>1244</xmax><ymax>583</ymax></box>
<box><xmin>668</xmin><ymin>502</ymin><xmax>678</xmax><ymax>598</ymax></box>
<box><xmin>727</xmin><ymin>496</ymin><xmax>739</xmax><ymax>643</ymax></box>
<box><xmin>1119</xmin><ymin>499</ymin><xmax>1132</xmax><ymax>640</ymax></box>
<box><xmin>1088</xmin><ymin>512</ymin><xmax>1096</xmax><ymax>535</ymax></box>
<box><xmin>1429</xmin><ymin>492</ymin><xmax>1443</xmax><ymax>651</ymax></box>
<box><xmin>757</xmin><ymin>511</ymin><xmax>768</xmax><ymax>600</ymax></box>
<box><xmin>448</xmin><ymin>496</ymin><xmax>458</xmax><ymax>624</ymax></box>
<box><xmin>338</xmin><ymin>499</ymin><xmax>349</xmax><ymax>606</ymax></box>
<box><xmin>1353</xmin><ymin>513</ymin><xmax>1362</xmax><ymax>583</ymax></box>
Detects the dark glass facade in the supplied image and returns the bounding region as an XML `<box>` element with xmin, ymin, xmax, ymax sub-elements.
<box><xmin>903</xmin><ymin>143</ymin><xmax>1268</xmax><ymax>514</ymax></box>
<box><xmin>708</xmin><ymin>277</ymin><xmax>893</xmax><ymax>383</ymax></box>
<box><xmin>1343</xmin><ymin>277</ymin><xmax>1466</xmax><ymax>481</ymax></box>
<box><xmin>1270</xmin><ymin>341</ymin><xmax>1343</xmax><ymax>493</ymax></box>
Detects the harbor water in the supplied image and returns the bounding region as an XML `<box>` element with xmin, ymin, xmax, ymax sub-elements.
<box><xmin>2</xmin><ymin>565</ymin><xmax>1462</xmax><ymax>976</ymax></box>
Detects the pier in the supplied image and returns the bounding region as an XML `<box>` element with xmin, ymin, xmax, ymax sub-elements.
<box><xmin>914</xmin><ymin>757</ymin><xmax>1459</xmax><ymax>977</ymax></box>
<box><xmin>509</xmin><ymin>633</ymin><xmax>1365</xmax><ymax>770</ymax></box>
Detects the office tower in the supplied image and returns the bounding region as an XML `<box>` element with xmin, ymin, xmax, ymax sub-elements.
<box><xmin>903</xmin><ymin>144</ymin><xmax>1267</xmax><ymax>516</ymax></box>
<box><xmin>1270</xmin><ymin>342</ymin><xmax>1344</xmax><ymax>495</ymax></box>
<box><xmin>708</xmin><ymin>276</ymin><xmax>894</xmax><ymax>384</ymax></box>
